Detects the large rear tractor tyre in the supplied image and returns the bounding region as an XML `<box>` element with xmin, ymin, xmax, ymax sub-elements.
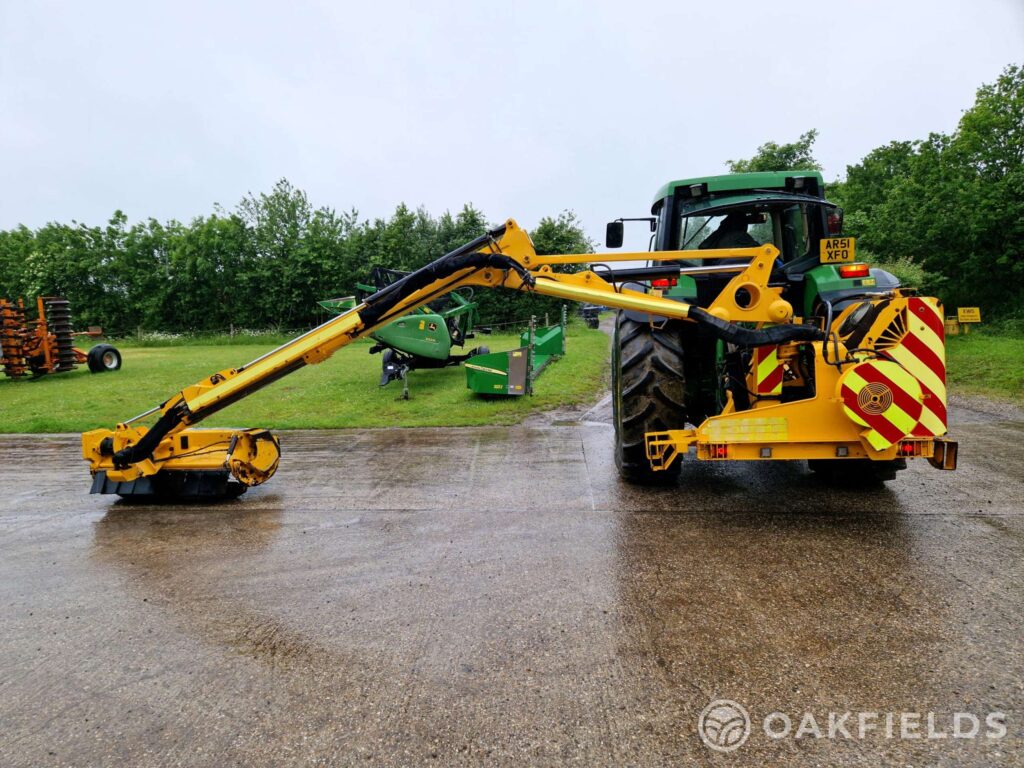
<box><xmin>87</xmin><ymin>344</ymin><xmax>122</xmax><ymax>373</ymax></box>
<box><xmin>613</xmin><ymin>313</ymin><xmax>687</xmax><ymax>484</ymax></box>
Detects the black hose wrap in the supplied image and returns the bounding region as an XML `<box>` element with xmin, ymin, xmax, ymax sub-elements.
<box><xmin>359</xmin><ymin>225</ymin><xmax>533</xmax><ymax>328</ymax></box>
<box><xmin>687</xmin><ymin>306</ymin><xmax>825</xmax><ymax>346</ymax></box>
<box><xmin>112</xmin><ymin>403</ymin><xmax>187</xmax><ymax>469</ymax></box>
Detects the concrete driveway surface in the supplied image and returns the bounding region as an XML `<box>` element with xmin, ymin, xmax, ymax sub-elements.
<box><xmin>0</xmin><ymin>398</ymin><xmax>1021</xmax><ymax>766</ymax></box>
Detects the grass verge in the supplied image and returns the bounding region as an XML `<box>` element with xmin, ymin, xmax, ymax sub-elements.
<box><xmin>4</xmin><ymin>323</ymin><xmax>1015</xmax><ymax>433</ymax></box>
<box><xmin>945</xmin><ymin>330</ymin><xmax>1024</xmax><ymax>402</ymax></box>
<box><xmin>0</xmin><ymin>326</ymin><xmax>610</xmax><ymax>433</ymax></box>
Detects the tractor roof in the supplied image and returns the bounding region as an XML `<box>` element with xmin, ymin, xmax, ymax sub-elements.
<box><xmin>674</xmin><ymin>192</ymin><xmax>833</xmax><ymax>217</ymax></box>
<box><xmin>653</xmin><ymin>171</ymin><xmax>825</xmax><ymax>206</ymax></box>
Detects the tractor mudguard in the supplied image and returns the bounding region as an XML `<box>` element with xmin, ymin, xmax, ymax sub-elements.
<box><xmin>816</xmin><ymin>268</ymin><xmax>902</xmax><ymax>314</ymax></box>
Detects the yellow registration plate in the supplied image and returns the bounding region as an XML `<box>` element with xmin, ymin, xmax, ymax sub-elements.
<box><xmin>819</xmin><ymin>237</ymin><xmax>856</xmax><ymax>264</ymax></box>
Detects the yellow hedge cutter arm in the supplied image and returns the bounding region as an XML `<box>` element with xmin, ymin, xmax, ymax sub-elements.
<box><xmin>82</xmin><ymin>219</ymin><xmax>952</xmax><ymax>499</ymax></box>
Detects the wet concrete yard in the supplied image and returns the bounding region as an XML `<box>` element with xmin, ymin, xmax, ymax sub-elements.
<box><xmin>1</xmin><ymin>401</ymin><xmax>1022</xmax><ymax>766</ymax></box>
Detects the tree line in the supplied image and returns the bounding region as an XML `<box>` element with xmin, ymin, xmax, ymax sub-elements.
<box><xmin>0</xmin><ymin>187</ymin><xmax>592</xmax><ymax>334</ymax></box>
<box><xmin>831</xmin><ymin>64</ymin><xmax>1022</xmax><ymax>314</ymax></box>
<box><xmin>734</xmin><ymin>64</ymin><xmax>1022</xmax><ymax>315</ymax></box>
<box><xmin>2</xmin><ymin>64</ymin><xmax>1019</xmax><ymax>334</ymax></box>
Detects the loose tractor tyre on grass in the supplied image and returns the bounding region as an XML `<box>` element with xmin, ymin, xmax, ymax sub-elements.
<box><xmin>81</xmin><ymin>172</ymin><xmax>955</xmax><ymax>500</ymax></box>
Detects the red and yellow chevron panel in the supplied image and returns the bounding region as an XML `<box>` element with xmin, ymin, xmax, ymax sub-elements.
<box><xmin>885</xmin><ymin>297</ymin><xmax>947</xmax><ymax>437</ymax></box>
<box><xmin>837</xmin><ymin>359</ymin><xmax>924</xmax><ymax>450</ymax></box>
<box><xmin>753</xmin><ymin>345</ymin><xmax>784</xmax><ymax>395</ymax></box>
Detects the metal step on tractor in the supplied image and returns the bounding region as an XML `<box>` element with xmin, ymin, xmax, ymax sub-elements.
<box><xmin>81</xmin><ymin>171</ymin><xmax>956</xmax><ymax>500</ymax></box>
<box><xmin>1</xmin><ymin>296</ymin><xmax>121</xmax><ymax>380</ymax></box>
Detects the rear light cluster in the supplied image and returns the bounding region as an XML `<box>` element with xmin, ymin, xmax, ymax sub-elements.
<box><xmin>839</xmin><ymin>263</ymin><xmax>870</xmax><ymax>279</ymax></box>
<box><xmin>709</xmin><ymin>444</ymin><xmax>728</xmax><ymax>459</ymax></box>
<box><xmin>898</xmin><ymin>440</ymin><xmax>926</xmax><ymax>457</ymax></box>
<box><xmin>650</xmin><ymin>277</ymin><xmax>678</xmax><ymax>288</ymax></box>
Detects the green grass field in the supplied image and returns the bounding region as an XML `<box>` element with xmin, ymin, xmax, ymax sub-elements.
<box><xmin>1</xmin><ymin>323</ymin><xmax>1018</xmax><ymax>434</ymax></box>
<box><xmin>0</xmin><ymin>326</ymin><xmax>611</xmax><ymax>433</ymax></box>
<box><xmin>945</xmin><ymin>330</ymin><xmax>1024</xmax><ymax>401</ymax></box>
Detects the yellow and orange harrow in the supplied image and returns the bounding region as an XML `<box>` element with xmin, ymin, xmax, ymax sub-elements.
<box><xmin>1</xmin><ymin>296</ymin><xmax>113</xmax><ymax>379</ymax></box>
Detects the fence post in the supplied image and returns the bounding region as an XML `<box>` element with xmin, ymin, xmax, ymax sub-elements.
<box><xmin>527</xmin><ymin>315</ymin><xmax>536</xmax><ymax>396</ymax></box>
<box><xmin>561</xmin><ymin>304</ymin><xmax>567</xmax><ymax>355</ymax></box>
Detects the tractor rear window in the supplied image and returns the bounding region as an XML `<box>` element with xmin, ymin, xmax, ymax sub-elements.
<box><xmin>676</xmin><ymin>213</ymin><xmax>769</xmax><ymax>251</ymax></box>
<box><xmin>676</xmin><ymin>204</ymin><xmax>812</xmax><ymax>263</ymax></box>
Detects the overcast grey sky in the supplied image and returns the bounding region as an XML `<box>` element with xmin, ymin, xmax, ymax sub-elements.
<box><xmin>1</xmin><ymin>0</ymin><xmax>1021</xmax><ymax>251</ymax></box>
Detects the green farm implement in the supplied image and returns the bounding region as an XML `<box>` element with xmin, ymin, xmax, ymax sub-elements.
<box><xmin>320</xmin><ymin>267</ymin><xmax>491</xmax><ymax>398</ymax></box>
<box><xmin>464</xmin><ymin>308</ymin><xmax>567</xmax><ymax>396</ymax></box>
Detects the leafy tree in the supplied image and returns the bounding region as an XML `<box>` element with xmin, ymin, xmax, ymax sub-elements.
<box><xmin>727</xmin><ymin>130</ymin><xmax>822</xmax><ymax>173</ymax></box>
<box><xmin>831</xmin><ymin>140</ymin><xmax>916</xmax><ymax>238</ymax></box>
<box><xmin>436</xmin><ymin>204</ymin><xmax>489</xmax><ymax>254</ymax></box>
<box><xmin>957</xmin><ymin>64</ymin><xmax>1024</xmax><ymax>179</ymax></box>
<box><xmin>165</xmin><ymin>213</ymin><xmax>250</xmax><ymax>331</ymax></box>
<box><xmin>236</xmin><ymin>179</ymin><xmax>317</xmax><ymax>328</ymax></box>
<box><xmin>4</xmin><ymin>183</ymin><xmax>587</xmax><ymax>334</ymax></box>
<box><xmin>838</xmin><ymin>64</ymin><xmax>1023</xmax><ymax>312</ymax></box>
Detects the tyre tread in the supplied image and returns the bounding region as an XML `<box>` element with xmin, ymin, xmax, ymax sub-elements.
<box><xmin>613</xmin><ymin>314</ymin><xmax>687</xmax><ymax>484</ymax></box>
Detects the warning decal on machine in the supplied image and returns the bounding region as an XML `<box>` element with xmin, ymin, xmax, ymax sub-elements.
<box><xmin>753</xmin><ymin>345</ymin><xmax>783</xmax><ymax>395</ymax></box>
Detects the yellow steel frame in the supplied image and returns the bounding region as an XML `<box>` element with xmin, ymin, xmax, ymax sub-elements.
<box><xmin>644</xmin><ymin>295</ymin><xmax>955</xmax><ymax>470</ymax></box>
<box><xmin>84</xmin><ymin>219</ymin><xmax>787</xmax><ymax>483</ymax></box>
<box><xmin>644</xmin><ymin>340</ymin><xmax>926</xmax><ymax>469</ymax></box>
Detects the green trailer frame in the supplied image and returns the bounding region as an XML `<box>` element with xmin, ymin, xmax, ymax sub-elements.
<box><xmin>464</xmin><ymin>307</ymin><xmax>567</xmax><ymax>396</ymax></box>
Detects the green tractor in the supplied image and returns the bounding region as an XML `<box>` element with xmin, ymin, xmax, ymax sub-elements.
<box><xmin>605</xmin><ymin>171</ymin><xmax>902</xmax><ymax>483</ymax></box>
<box><xmin>320</xmin><ymin>267</ymin><xmax>490</xmax><ymax>395</ymax></box>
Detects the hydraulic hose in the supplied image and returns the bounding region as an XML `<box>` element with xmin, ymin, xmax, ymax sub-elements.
<box><xmin>111</xmin><ymin>226</ymin><xmax>533</xmax><ymax>470</ymax></box>
<box><xmin>687</xmin><ymin>306</ymin><xmax>825</xmax><ymax>345</ymax></box>
<box><xmin>107</xmin><ymin>222</ymin><xmax>821</xmax><ymax>473</ymax></box>
<box><xmin>359</xmin><ymin>225</ymin><xmax>533</xmax><ymax>327</ymax></box>
<box><xmin>112</xmin><ymin>401</ymin><xmax>187</xmax><ymax>468</ymax></box>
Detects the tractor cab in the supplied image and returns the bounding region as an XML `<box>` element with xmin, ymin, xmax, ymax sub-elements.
<box><xmin>652</xmin><ymin>171</ymin><xmax>835</xmax><ymax>267</ymax></box>
<box><xmin>603</xmin><ymin>172</ymin><xmax>913</xmax><ymax>476</ymax></box>
<box><xmin>607</xmin><ymin>171</ymin><xmax>899</xmax><ymax>319</ymax></box>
